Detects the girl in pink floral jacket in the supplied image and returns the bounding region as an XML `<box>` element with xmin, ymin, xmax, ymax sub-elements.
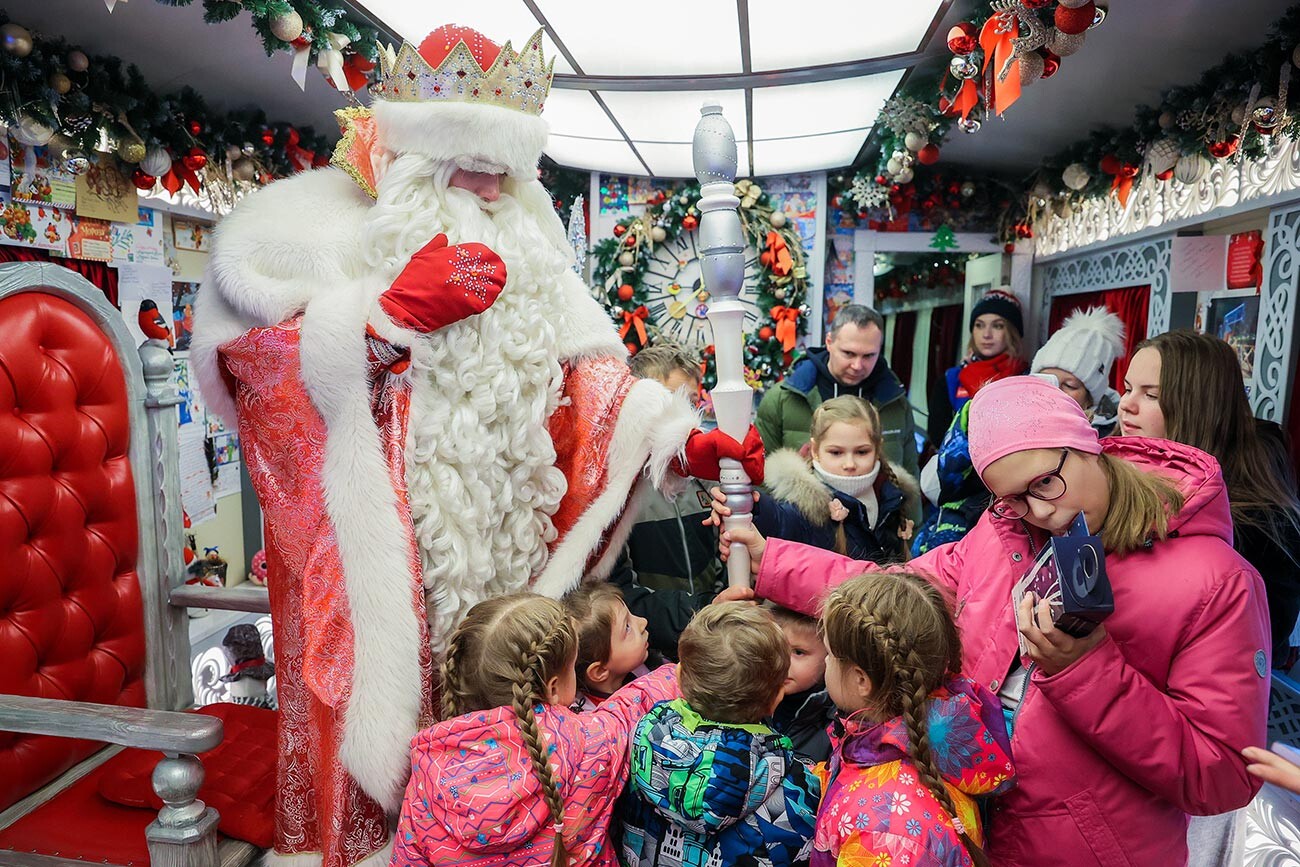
<box><xmin>389</xmin><ymin>593</ymin><xmax>677</xmax><ymax>867</ymax></box>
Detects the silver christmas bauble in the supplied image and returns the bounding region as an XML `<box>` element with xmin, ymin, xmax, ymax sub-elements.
<box><xmin>903</xmin><ymin>131</ymin><xmax>928</xmax><ymax>152</ymax></box>
<box><xmin>241</xmin><ymin>143</ymin><xmax>257</xmax><ymax>157</ymax></box>
<box><xmin>63</xmin><ymin>151</ymin><xmax>90</xmax><ymax>175</ymax></box>
<box><xmin>1173</xmin><ymin>153</ymin><xmax>1210</xmax><ymax>185</ymax></box>
<box><xmin>140</xmin><ymin>147</ymin><xmax>173</xmax><ymax>177</ymax></box>
<box><xmin>1091</xmin><ymin>2</ymin><xmax>1107</xmax><ymax>27</ymax></box>
<box><xmin>886</xmin><ymin>156</ymin><xmax>904</xmax><ymax>174</ymax></box>
<box><xmin>268</xmin><ymin>9</ymin><xmax>304</xmax><ymax>42</ymax></box>
<box><xmin>958</xmin><ymin>117</ymin><xmax>981</xmax><ymax>134</ymax></box>
<box><xmin>949</xmin><ymin>54</ymin><xmax>980</xmax><ymax>80</ymax></box>
<box><xmin>1062</xmin><ymin>162</ymin><xmax>1091</xmax><ymax>190</ymax></box>
<box><xmin>1252</xmin><ymin>98</ymin><xmax>1282</xmax><ymax>132</ymax></box>
<box><xmin>1048</xmin><ymin>28</ymin><xmax>1085</xmax><ymax>56</ymax></box>
<box><xmin>11</xmin><ymin>115</ymin><xmax>54</xmax><ymax>146</ymax></box>
<box><xmin>1019</xmin><ymin>52</ymin><xmax>1045</xmax><ymax>85</ymax></box>
<box><xmin>1145</xmin><ymin>138</ymin><xmax>1181</xmax><ymax>175</ymax></box>
<box><xmin>960</xmin><ymin>181</ymin><xmax>976</xmax><ymax>198</ymax></box>
<box><xmin>894</xmin><ymin>167</ymin><xmax>914</xmax><ymax>184</ymax></box>
<box><xmin>773</xmin><ymin>288</ymin><xmax>786</xmax><ymax>301</ymax></box>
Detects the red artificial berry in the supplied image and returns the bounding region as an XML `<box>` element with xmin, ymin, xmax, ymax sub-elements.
<box><xmin>187</xmin><ymin>119</ymin><xmax>203</xmax><ymax>136</ymax></box>
<box><xmin>261</xmin><ymin>129</ymin><xmax>276</xmax><ymax>146</ymax></box>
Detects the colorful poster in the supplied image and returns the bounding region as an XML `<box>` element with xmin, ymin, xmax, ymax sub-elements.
<box><xmin>172</xmin><ymin>218</ymin><xmax>212</xmax><ymax>252</ymax></box>
<box><xmin>598</xmin><ymin>174</ymin><xmax>628</xmax><ymax>213</ymax></box>
<box><xmin>66</xmin><ymin>216</ymin><xmax>113</xmax><ymax>262</ymax></box>
<box><xmin>75</xmin><ymin>158</ymin><xmax>139</xmax><ymax>223</ymax></box>
<box><xmin>172</xmin><ymin>281</ymin><xmax>199</xmax><ymax>351</ymax></box>
<box><xmin>0</xmin><ymin>136</ymin><xmax>12</xmax><ymax>181</ymax></box>
<box><xmin>762</xmin><ymin>176</ymin><xmax>818</xmax><ymax>254</ymax></box>
<box><xmin>174</xmin><ymin>356</ymin><xmax>198</xmax><ymax>426</ymax></box>
<box><xmin>0</xmin><ymin>189</ymin><xmax>71</xmax><ymax>251</ymax></box>
<box><xmin>211</xmin><ymin>432</ymin><xmax>240</xmax><ymax>466</ymax></box>
<box><xmin>117</xmin><ymin>263</ymin><xmax>176</xmax><ymax>350</ymax></box>
<box><xmin>111</xmin><ymin>207</ymin><xmax>165</xmax><ymax>265</ymax></box>
<box><xmin>10</xmin><ymin>136</ymin><xmax>76</xmax><ymax>209</ymax></box>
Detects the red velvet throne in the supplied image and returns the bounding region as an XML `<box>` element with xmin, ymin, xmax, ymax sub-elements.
<box><xmin>0</xmin><ymin>262</ymin><xmax>271</xmax><ymax>867</ymax></box>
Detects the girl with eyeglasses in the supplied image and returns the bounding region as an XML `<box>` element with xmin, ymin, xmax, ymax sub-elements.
<box><xmin>709</xmin><ymin>375</ymin><xmax>1270</xmax><ymax>867</ymax></box>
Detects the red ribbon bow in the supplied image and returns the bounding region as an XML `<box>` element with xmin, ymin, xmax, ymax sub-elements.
<box><xmin>979</xmin><ymin>11</ymin><xmax>1022</xmax><ymax>116</ymax></box>
<box><xmin>760</xmin><ymin>230</ymin><xmax>793</xmax><ymax>276</ymax></box>
<box><xmin>161</xmin><ymin>162</ymin><xmax>201</xmax><ymax>195</ymax></box>
<box><xmin>620</xmin><ymin>305</ymin><xmax>649</xmax><ymax>344</ymax></box>
<box><xmin>768</xmin><ymin>305</ymin><xmax>800</xmax><ymax>353</ymax></box>
<box><xmin>1111</xmin><ymin>163</ymin><xmax>1139</xmax><ymax>207</ymax></box>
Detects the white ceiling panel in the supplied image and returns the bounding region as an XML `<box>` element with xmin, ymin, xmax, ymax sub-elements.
<box><xmin>600</xmin><ymin>90</ymin><xmax>748</xmax><ymax>144</ymax></box>
<box><xmin>357</xmin><ymin>0</ymin><xmax>576</xmax><ymax>73</ymax></box>
<box><xmin>634</xmin><ymin>140</ymin><xmax>752</xmax><ymax>180</ymax></box>
<box><xmin>751</xmin><ymin>131</ymin><xmax>868</xmax><ymax>175</ymax></box>
<box><xmin>537</xmin><ymin>0</ymin><xmax>742</xmax><ymax>75</ymax></box>
<box><xmin>542</xmin><ymin>89</ymin><xmax>623</xmax><ymax>139</ymax></box>
<box><xmin>751</xmin><ymin>72</ymin><xmax>902</xmax><ymax>140</ymax></box>
<box><xmin>545</xmin><ymin>135</ymin><xmax>646</xmax><ymax>175</ymax></box>
<box><xmin>748</xmin><ymin>1</ymin><xmax>943</xmax><ymax>71</ymax></box>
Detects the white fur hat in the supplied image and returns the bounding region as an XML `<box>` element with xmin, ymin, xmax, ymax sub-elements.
<box><xmin>369</xmin><ymin>25</ymin><xmax>553</xmax><ymax>180</ymax></box>
<box><xmin>1031</xmin><ymin>306</ymin><xmax>1126</xmax><ymax>405</ymax></box>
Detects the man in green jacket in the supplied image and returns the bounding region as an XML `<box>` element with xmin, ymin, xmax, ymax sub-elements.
<box><xmin>756</xmin><ymin>304</ymin><xmax>920</xmax><ymax>480</ymax></box>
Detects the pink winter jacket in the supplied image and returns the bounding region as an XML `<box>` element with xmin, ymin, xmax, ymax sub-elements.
<box><xmin>389</xmin><ymin>665</ymin><xmax>677</xmax><ymax>867</ymax></box>
<box><xmin>756</xmin><ymin>437</ymin><xmax>1270</xmax><ymax>867</ymax></box>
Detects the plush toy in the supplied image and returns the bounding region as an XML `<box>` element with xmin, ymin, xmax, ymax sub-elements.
<box><xmin>249</xmin><ymin>548</ymin><xmax>268</xmax><ymax>587</ymax></box>
<box><xmin>187</xmin><ymin>545</ymin><xmax>228</xmax><ymax>586</ymax></box>
<box><xmin>219</xmin><ymin>624</ymin><xmax>275</xmax><ymax>708</ymax></box>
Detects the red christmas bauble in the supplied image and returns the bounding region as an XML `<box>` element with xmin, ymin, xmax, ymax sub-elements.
<box><xmin>1156</xmin><ymin>168</ymin><xmax>1175</xmax><ymax>181</ymax></box>
<box><xmin>1039</xmin><ymin>48</ymin><xmax>1060</xmax><ymax>78</ymax></box>
<box><xmin>182</xmin><ymin>147</ymin><xmax>208</xmax><ymax>172</ymax></box>
<box><xmin>1208</xmin><ymin>137</ymin><xmax>1240</xmax><ymax>159</ymax></box>
<box><xmin>260</xmin><ymin>129</ymin><xmax>276</xmax><ymax>146</ymax></box>
<box><xmin>617</xmin><ymin>284</ymin><xmax>635</xmax><ymax>301</ymax></box>
<box><xmin>831</xmin><ymin>195</ymin><xmax>842</xmax><ymax>209</ymax></box>
<box><xmin>613</xmin><ymin>224</ymin><xmax>627</xmax><ymax>236</ymax></box>
<box><xmin>187</xmin><ymin>119</ymin><xmax>203</xmax><ymax>136</ymax></box>
<box><xmin>1099</xmin><ymin>154</ymin><xmax>1121</xmax><ymax>175</ymax></box>
<box><xmin>131</xmin><ymin>169</ymin><xmax>156</xmax><ymax>190</ymax></box>
<box><xmin>946</xmin><ymin>23</ymin><xmax>978</xmax><ymax>55</ymax></box>
<box><xmin>1023</xmin><ymin>0</ymin><xmax>1051</xmax><ymax>7</ymax></box>
<box><xmin>917</xmin><ymin>143</ymin><xmax>941</xmax><ymax>165</ymax></box>
<box><xmin>1054</xmin><ymin>1</ymin><xmax>1095</xmax><ymax>35</ymax></box>
<box><xmin>682</xmin><ymin>214</ymin><xmax>698</xmax><ymax>230</ymax></box>
<box><xmin>758</xmin><ymin>326</ymin><xmax>774</xmax><ymax>341</ymax></box>
<box><xmin>623</xmin><ymin>234</ymin><xmax>638</xmax><ymax>247</ymax></box>
<box><xmin>1004</xmin><ymin>242</ymin><xmax>1016</xmax><ymax>253</ymax></box>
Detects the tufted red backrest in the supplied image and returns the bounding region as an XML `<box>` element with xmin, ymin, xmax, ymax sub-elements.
<box><xmin>0</xmin><ymin>291</ymin><xmax>146</xmax><ymax>812</ymax></box>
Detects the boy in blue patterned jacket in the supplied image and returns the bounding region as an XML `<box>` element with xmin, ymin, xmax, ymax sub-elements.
<box><xmin>619</xmin><ymin>603</ymin><xmax>820</xmax><ymax>867</ymax></box>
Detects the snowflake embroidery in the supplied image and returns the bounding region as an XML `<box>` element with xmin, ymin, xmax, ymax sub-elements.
<box><xmin>448</xmin><ymin>245</ymin><xmax>497</xmax><ymax>303</ymax></box>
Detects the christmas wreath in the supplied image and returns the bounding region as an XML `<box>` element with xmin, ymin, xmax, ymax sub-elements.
<box><xmin>591</xmin><ymin>179</ymin><xmax>809</xmax><ymax>393</ymax></box>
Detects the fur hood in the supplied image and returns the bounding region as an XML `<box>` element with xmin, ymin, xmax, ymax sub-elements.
<box><xmin>763</xmin><ymin>449</ymin><xmax>919</xmax><ymax>526</ymax></box>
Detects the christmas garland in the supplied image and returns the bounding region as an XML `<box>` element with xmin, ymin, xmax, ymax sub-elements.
<box><xmin>1029</xmin><ymin>3</ymin><xmax>1300</xmax><ymax>213</ymax></box>
<box><xmin>591</xmin><ymin>180</ymin><xmax>809</xmax><ymax>393</ymax></box>
<box><xmin>0</xmin><ymin>7</ymin><xmax>371</xmax><ymax>202</ymax></box>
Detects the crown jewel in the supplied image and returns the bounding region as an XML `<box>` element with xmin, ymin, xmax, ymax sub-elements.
<box><xmin>376</xmin><ymin>26</ymin><xmax>554</xmax><ymax>116</ymax></box>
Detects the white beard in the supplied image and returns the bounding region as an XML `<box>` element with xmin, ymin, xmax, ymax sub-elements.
<box><xmin>362</xmin><ymin>157</ymin><xmax>569</xmax><ymax>649</ymax></box>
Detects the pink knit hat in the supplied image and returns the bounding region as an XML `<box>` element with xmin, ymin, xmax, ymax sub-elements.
<box><xmin>968</xmin><ymin>376</ymin><xmax>1101</xmax><ymax>477</ymax></box>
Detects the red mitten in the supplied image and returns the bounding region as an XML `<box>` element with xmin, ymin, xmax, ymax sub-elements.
<box><xmin>379</xmin><ymin>233</ymin><xmax>507</xmax><ymax>333</ymax></box>
<box><xmin>679</xmin><ymin>425</ymin><xmax>765</xmax><ymax>485</ymax></box>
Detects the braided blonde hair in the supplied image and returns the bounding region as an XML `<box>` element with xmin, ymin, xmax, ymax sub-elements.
<box><xmin>822</xmin><ymin>573</ymin><xmax>988</xmax><ymax>867</ymax></box>
<box><xmin>441</xmin><ymin>593</ymin><xmax>577</xmax><ymax>867</ymax></box>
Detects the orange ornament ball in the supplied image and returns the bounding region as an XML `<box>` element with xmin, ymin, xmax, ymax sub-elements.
<box><xmin>617</xmin><ymin>284</ymin><xmax>635</xmax><ymax>301</ymax></box>
<box><xmin>758</xmin><ymin>326</ymin><xmax>774</xmax><ymax>341</ymax></box>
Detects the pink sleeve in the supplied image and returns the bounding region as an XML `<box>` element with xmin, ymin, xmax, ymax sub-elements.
<box><xmin>1034</xmin><ymin>567</ymin><xmax>1270</xmax><ymax>814</ymax></box>
<box><xmin>754</xmin><ymin>538</ymin><xmax>965</xmax><ymax>617</ymax></box>
<box><xmin>570</xmin><ymin>664</ymin><xmax>678</xmax><ymax>801</ymax></box>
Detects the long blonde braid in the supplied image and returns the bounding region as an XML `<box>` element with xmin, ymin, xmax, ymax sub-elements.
<box><xmin>823</xmin><ymin>573</ymin><xmax>989</xmax><ymax>867</ymax></box>
<box><xmin>439</xmin><ymin>593</ymin><xmax>577</xmax><ymax>866</ymax></box>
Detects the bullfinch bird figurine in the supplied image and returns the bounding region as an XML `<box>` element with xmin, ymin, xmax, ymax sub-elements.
<box><xmin>138</xmin><ymin>299</ymin><xmax>174</xmax><ymax>348</ymax></box>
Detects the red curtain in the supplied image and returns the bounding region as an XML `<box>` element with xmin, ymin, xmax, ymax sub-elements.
<box><xmin>890</xmin><ymin>310</ymin><xmax>918</xmax><ymax>391</ymax></box>
<box><xmin>0</xmin><ymin>247</ymin><xmax>119</xmax><ymax>308</ymax></box>
<box><xmin>925</xmin><ymin>304</ymin><xmax>965</xmax><ymax>445</ymax></box>
<box><xmin>1048</xmin><ymin>285</ymin><xmax>1149</xmax><ymax>390</ymax></box>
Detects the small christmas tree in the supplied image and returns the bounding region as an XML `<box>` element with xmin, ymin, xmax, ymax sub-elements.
<box><xmin>929</xmin><ymin>224</ymin><xmax>957</xmax><ymax>252</ymax></box>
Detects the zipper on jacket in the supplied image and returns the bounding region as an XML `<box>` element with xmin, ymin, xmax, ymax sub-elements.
<box><xmin>1008</xmin><ymin>661</ymin><xmax>1036</xmax><ymax>740</ymax></box>
<box><xmin>674</xmin><ymin>509</ymin><xmax>694</xmax><ymax>594</ymax></box>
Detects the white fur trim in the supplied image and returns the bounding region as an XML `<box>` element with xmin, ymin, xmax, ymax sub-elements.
<box><xmin>533</xmin><ymin>379</ymin><xmax>697</xmax><ymax>598</ymax></box>
<box><xmin>298</xmin><ymin>283</ymin><xmax>425</xmax><ymax>814</ymax></box>
<box><xmin>261</xmin><ymin>836</ymin><xmax>392</xmax><ymax>867</ymax></box>
<box><xmin>372</xmin><ymin>100</ymin><xmax>548</xmax><ymax>180</ymax></box>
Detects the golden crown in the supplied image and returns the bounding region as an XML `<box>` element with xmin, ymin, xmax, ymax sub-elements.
<box><xmin>375</xmin><ymin>28</ymin><xmax>554</xmax><ymax>116</ymax></box>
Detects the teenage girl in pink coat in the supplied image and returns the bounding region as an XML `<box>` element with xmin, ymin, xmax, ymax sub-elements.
<box><xmin>712</xmin><ymin>376</ymin><xmax>1271</xmax><ymax>867</ymax></box>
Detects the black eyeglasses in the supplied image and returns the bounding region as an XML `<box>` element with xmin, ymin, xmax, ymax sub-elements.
<box><xmin>989</xmin><ymin>449</ymin><xmax>1069</xmax><ymax>520</ymax></box>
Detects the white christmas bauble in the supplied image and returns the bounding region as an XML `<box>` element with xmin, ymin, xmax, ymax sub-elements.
<box><xmin>903</xmin><ymin>131</ymin><xmax>928</xmax><ymax>152</ymax></box>
<box><xmin>886</xmin><ymin>157</ymin><xmax>903</xmax><ymax>174</ymax></box>
<box><xmin>1019</xmin><ymin>52</ymin><xmax>1045</xmax><ymax>85</ymax></box>
<box><xmin>769</xmin><ymin>211</ymin><xmax>787</xmax><ymax>228</ymax></box>
<box><xmin>618</xmin><ymin>251</ymin><xmax>635</xmax><ymax>267</ymax></box>
<box><xmin>12</xmin><ymin>115</ymin><xmax>54</xmax><ymax>146</ymax></box>
<box><xmin>1157</xmin><ymin>111</ymin><xmax>1175</xmax><ymax>130</ymax></box>
<box><xmin>1145</xmin><ymin>138</ymin><xmax>1181</xmax><ymax>175</ymax></box>
<box><xmin>1048</xmin><ymin>28</ymin><xmax>1085</xmax><ymax>56</ymax></box>
<box><xmin>649</xmin><ymin>226</ymin><xmax>667</xmax><ymax>243</ymax></box>
<box><xmin>894</xmin><ymin>167</ymin><xmax>914</xmax><ymax>184</ymax></box>
<box><xmin>268</xmin><ymin>9</ymin><xmax>304</xmax><ymax>42</ymax></box>
<box><xmin>1173</xmin><ymin>153</ymin><xmax>1210</xmax><ymax>185</ymax></box>
<box><xmin>1062</xmin><ymin>162</ymin><xmax>1091</xmax><ymax>191</ymax></box>
<box><xmin>140</xmin><ymin>147</ymin><xmax>173</xmax><ymax>177</ymax></box>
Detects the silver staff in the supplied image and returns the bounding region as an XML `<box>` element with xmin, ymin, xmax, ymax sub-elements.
<box><xmin>693</xmin><ymin>102</ymin><xmax>754</xmax><ymax>588</ymax></box>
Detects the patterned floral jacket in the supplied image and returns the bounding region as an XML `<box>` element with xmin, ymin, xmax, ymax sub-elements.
<box><xmin>620</xmin><ymin>698</ymin><xmax>820</xmax><ymax>867</ymax></box>
<box><xmin>812</xmin><ymin>677</ymin><xmax>1015</xmax><ymax>867</ymax></box>
<box><xmin>390</xmin><ymin>665</ymin><xmax>677</xmax><ymax>867</ymax></box>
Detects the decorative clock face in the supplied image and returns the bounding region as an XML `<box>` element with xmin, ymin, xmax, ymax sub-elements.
<box><xmin>640</xmin><ymin>229</ymin><xmax>764</xmax><ymax>346</ymax></box>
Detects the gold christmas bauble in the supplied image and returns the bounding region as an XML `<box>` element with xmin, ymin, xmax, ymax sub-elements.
<box><xmin>268</xmin><ymin>9</ymin><xmax>304</xmax><ymax>43</ymax></box>
<box><xmin>650</xmin><ymin>226</ymin><xmax>667</xmax><ymax>243</ymax></box>
<box><xmin>117</xmin><ymin>138</ymin><xmax>147</xmax><ymax>164</ymax></box>
<box><xmin>618</xmin><ymin>251</ymin><xmax>635</xmax><ymax>267</ymax></box>
<box><xmin>232</xmin><ymin>158</ymin><xmax>257</xmax><ymax>182</ymax></box>
<box><xmin>769</xmin><ymin>211</ymin><xmax>787</xmax><ymax>229</ymax></box>
<box><xmin>48</xmin><ymin>72</ymin><xmax>72</xmax><ymax>95</ymax></box>
<box><xmin>2</xmin><ymin>23</ymin><xmax>32</xmax><ymax>58</ymax></box>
